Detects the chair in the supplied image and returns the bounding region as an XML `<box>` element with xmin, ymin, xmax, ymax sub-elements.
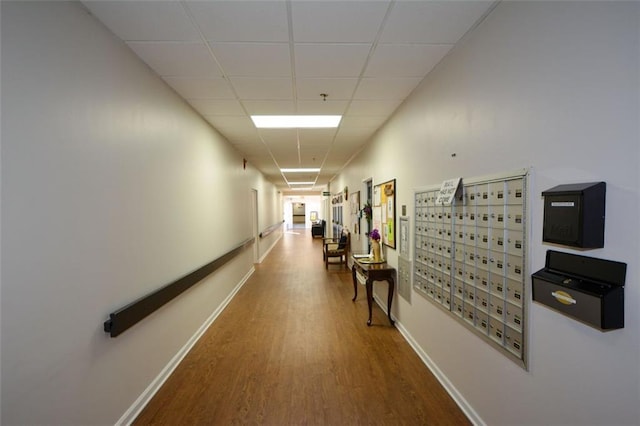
<box><xmin>323</xmin><ymin>230</ymin><xmax>350</xmax><ymax>269</ymax></box>
<box><xmin>311</xmin><ymin>219</ymin><xmax>325</xmax><ymax>238</ymax></box>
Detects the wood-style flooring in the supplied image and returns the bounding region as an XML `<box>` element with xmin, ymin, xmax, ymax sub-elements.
<box><xmin>134</xmin><ymin>229</ymin><xmax>470</xmax><ymax>425</ymax></box>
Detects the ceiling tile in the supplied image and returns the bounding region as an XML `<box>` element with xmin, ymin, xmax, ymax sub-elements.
<box><xmin>296</xmin><ymin>100</ymin><xmax>348</xmax><ymax>115</ymax></box>
<box><xmin>83</xmin><ymin>1</ymin><xmax>200</xmax><ymax>41</ymax></box>
<box><xmin>163</xmin><ymin>77</ymin><xmax>235</xmax><ymax>99</ymax></box>
<box><xmin>380</xmin><ymin>1</ymin><xmax>493</xmax><ymax>44</ymax></box>
<box><xmin>230</xmin><ymin>77</ymin><xmax>293</xmax><ymax>99</ymax></box>
<box><xmin>353</xmin><ymin>77</ymin><xmax>423</xmax><ymax>100</ymax></box>
<box><xmin>291</xmin><ymin>1</ymin><xmax>389</xmax><ymax>43</ymax></box>
<box><xmin>339</xmin><ymin>116</ymin><xmax>388</xmax><ymax>129</ymax></box>
<box><xmin>364</xmin><ymin>44</ymin><xmax>452</xmax><ymax>77</ymax></box>
<box><xmin>298</xmin><ymin>129</ymin><xmax>339</xmax><ymax>146</ymax></box>
<box><xmin>242</xmin><ymin>100</ymin><xmax>296</xmax><ymax>115</ymax></box>
<box><xmin>259</xmin><ymin>129</ymin><xmax>298</xmax><ymax>145</ymax></box>
<box><xmin>296</xmin><ymin>78</ymin><xmax>358</xmax><ymax>100</ymax></box>
<box><xmin>186</xmin><ymin>1</ymin><xmax>289</xmax><ymax>42</ymax></box>
<box><xmin>188</xmin><ymin>99</ymin><xmax>245</xmax><ymax>115</ymax></box>
<box><xmin>203</xmin><ymin>115</ymin><xmax>256</xmax><ymax>131</ymax></box>
<box><xmin>346</xmin><ymin>100</ymin><xmax>402</xmax><ymax>116</ymax></box>
<box><xmin>127</xmin><ymin>42</ymin><xmax>221</xmax><ymax>77</ymax></box>
<box><xmin>294</xmin><ymin>44</ymin><xmax>372</xmax><ymax>77</ymax></box>
<box><xmin>211</xmin><ymin>43</ymin><xmax>291</xmax><ymax>77</ymax></box>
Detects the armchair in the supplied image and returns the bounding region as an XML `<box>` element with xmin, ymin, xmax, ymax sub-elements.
<box><xmin>323</xmin><ymin>230</ymin><xmax>350</xmax><ymax>269</ymax></box>
<box><xmin>311</xmin><ymin>220</ymin><xmax>325</xmax><ymax>238</ymax></box>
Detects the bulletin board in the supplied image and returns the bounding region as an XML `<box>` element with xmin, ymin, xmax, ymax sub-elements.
<box><xmin>373</xmin><ymin>179</ymin><xmax>396</xmax><ymax>248</ymax></box>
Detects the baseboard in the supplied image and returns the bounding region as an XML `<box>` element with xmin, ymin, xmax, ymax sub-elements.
<box><xmin>116</xmin><ymin>266</ymin><xmax>256</xmax><ymax>425</ymax></box>
<box><xmin>372</xmin><ymin>294</ymin><xmax>485</xmax><ymax>426</ymax></box>
<box><xmin>258</xmin><ymin>233</ymin><xmax>282</xmax><ymax>263</ymax></box>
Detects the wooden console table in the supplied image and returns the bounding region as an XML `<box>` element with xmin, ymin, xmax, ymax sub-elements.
<box><xmin>351</xmin><ymin>256</ymin><xmax>396</xmax><ymax>326</ymax></box>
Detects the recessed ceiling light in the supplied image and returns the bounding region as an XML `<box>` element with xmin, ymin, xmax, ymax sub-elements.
<box><xmin>288</xmin><ymin>181</ymin><xmax>315</xmax><ymax>185</ymax></box>
<box><xmin>291</xmin><ymin>187</ymin><xmax>313</xmax><ymax>191</ymax></box>
<box><xmin>251</xmin><ymin>115</ymin><xmax>341</xmax><ymax>128</ymax></box>
<box><xmin>281</xmin><ymin>168</ymin><xmax>321</xmax><ymax>173</ymax></box>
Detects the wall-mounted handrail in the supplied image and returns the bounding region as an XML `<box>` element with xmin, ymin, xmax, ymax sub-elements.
<box><xmin>103</xmin><ymin>237</ymin><xmax>255</xmax><ymax>337</ymax></box>
<box><xmin>259</xmin><ymin>220</ymin><xmax>284</xmax><ymax>238</ymax></box>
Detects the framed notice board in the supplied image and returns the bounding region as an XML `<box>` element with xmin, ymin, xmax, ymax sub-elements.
<box><xmin>373</xmin><ymin>179</ymin><xmax>396</xmax><ymax>248</ymax></box>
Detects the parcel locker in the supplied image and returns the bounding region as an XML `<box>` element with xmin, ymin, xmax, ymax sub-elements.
<box><xmin>490</xmin><ymin>181</ymin><xmax>506</xmax><ymax>205</ymax></box>
<box><xmin>490</xmin><ymin>273</ymin><xmax>505</xmax><ymax>298</ymax></box>
<box><xmin>477</xmin><ymin>206</ymin><xmax>490</xmax><ymax>227</ymax></box>
<box><xmin>505</xmin><ymin>326</ymin><xmax>523</xmax><ymax>357</ymax></box>
<box><xmin>475</xmin><ymin>311</ymin><xmax>490</xmax><ymax>334</ymax></box>
<box><xmin>466</xmin><ymin>185</ymin><xmax>477</xmax><ymax>205</ymax></box>
<box><xmin>453</xmin><ymin>297</ymin><xmax>464</xmax><ymax>317</ymax></box>
<box><xmin>464</xmin><ymin>302</ymin><xmax>475</xmax><ymax>324</ymax></box>
<box><xmin>477</xmin><ymin>269</ymin><xmax>490</xmax><ymax>291</ymax></box>
<box><xmin>455</xmin><ymin>261</ymin><xmax>465</xmax><ymax>280</ymax></box>
<box><xmin>489</xmin><ymin>317</ymin><xmax>505</xmax><ymax>345</ymax></box>
<box><xmin>476</xmin><ymin>183</ymin><xmax>489</xmax><ymax>206</ymax></box>
<box><xmin>464</xmin><ymin>246</ymin><xmax>477</xmax><ymax>267</ymax></box>
<box><xmin>476</xmin><ymin>289</ymin><xmax>490</xmax><ymax>312</ymax></box>
<box><xmin>506</xmin><ymin>230</ymin><xmax>524</xmax><ymax>257</ymax></box>
<box><xmin>489</xmin><ymin>250</ymin><xmax>506</xmax><ymax>276</ymax></box>
<box><xmin>477</xmin><ymin>229</ymin><xmax>490</xmax><ymax>250</ymax></box>
<box><xmin>465</xmin><ymin>226</ymin><xmax>477</xmax><ymax>246</ymax></box>
<box><xmin>490</xmin><ymin>205</ymin><xmax>506</xmax><ymax>229</ymax></box>
<box><xmin>465</xmin><ymin>268</ymin><xmax>478</xmax><ymax>289</ymax></box>
<box><xmin>464</xmin><ymin>285</ymin><xmax>475</xmax><ymax>303</ymax></box>
<box><xmin>491</xmin><ymin>228</ymin><xmax>506</xmax><ymax>253</ymax></box>
<box><xmin>506</xmin><ymin>302</ymin><xmax>523</xmax><ymax>331</ymax></box>
<box><xmin>477</xmin><ymin>248</ymin><xmax>490</xmax><ymax>271</ymax></box>
<box><xmin>506</xmin><ymin>205</ymin><xmax>524</xmax><ymax>230</ymax></box>
<box><xmin>506</xmin><ymin>279</ymin><xmax>524</xmax><ymax>306</ymax></box>
<box><xmin>465</xmin><ymin>207</ymin><xmax>477</xmax><ymax>226</ymax></box>
<box><xmin>506</xmin><ymin>179</ymin><xmax>524</xmax><ymax>205</ymax></box>
<box><xmin>507</xmin><ymin>254</ymin><xmax>524</xmax><ymax>281</ymax></box>
<box><xmin>489</xmin><ymin>296</ymin><xmax>506</xmax><ymax>321</ymax></box>
<box><xmin>454</xmin><ymin>278</ymin><xmax>464</xmax><ymax>298</ymax></box>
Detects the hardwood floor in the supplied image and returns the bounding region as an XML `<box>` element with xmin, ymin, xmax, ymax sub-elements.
<box><xmin>134</xmin><ymin>230</ymin><xmax>470</xmax><ymax>425</ymax></box>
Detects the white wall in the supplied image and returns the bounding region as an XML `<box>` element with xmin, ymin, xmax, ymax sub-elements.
<box><xmin>0</xmin><ymin>2</ymin><xmax>281</xmax><ymax>424</ymax></box>
<box><xmin>334</xmin><ymin>1</ymin><xmax>639</xmax><ymax>424</ymax></box>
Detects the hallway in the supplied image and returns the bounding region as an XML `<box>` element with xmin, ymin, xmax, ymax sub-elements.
<box><xmin>134</xmin><ymin>230</ymin><xmax>469</xmax><ymax>425</ymax></box>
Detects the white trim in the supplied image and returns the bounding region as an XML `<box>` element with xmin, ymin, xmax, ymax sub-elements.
<box><xmin>116</xmin><ymin>267</ymin><xmax>256</xmax><ymax>426</ymax></box>
<box><xmin>258</xmin><ymin>233</ymin><xmax>282</xmax><ymax>263</ymax></box>
<box><xmin>372</xmin><ymin>294</ymin><xmax>485</xmax><ymax>426</ymax></box>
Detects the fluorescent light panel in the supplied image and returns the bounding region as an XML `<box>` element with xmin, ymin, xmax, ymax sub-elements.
<box><xmin>288</xmin><ymin>181</ymin><xmax>315</xmax><ymax>185</ymax></box>
<box><xmin>281</xmin><ymin>168</ymin><xmax>320</xmax><ymax>173</ymax></box>
<box><xmin>291</xmin><ymin>187</ymin><xmax>313</xmax><ymax>191</ymax></box>
<box><xmin>251</xmin><ymin>115</ymin><xmax>341</xmax><ymax>128</ymax></box>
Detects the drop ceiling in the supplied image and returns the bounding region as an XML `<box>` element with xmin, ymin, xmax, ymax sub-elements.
<box><xmin>83</xmin><ymin>0</ymin><xmax>495</xmax><ymax>193</ymax></box>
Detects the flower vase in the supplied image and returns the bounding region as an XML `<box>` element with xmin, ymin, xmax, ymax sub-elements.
<box><xmin>372</xmin><ymin>240</ymin><xmax>382</xmax><ymax>262</ymax></box>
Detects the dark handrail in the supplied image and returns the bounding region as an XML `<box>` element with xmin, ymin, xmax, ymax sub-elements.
<box><xmin>104</xmin><ymin>237</ymin><xmax>255</xmax><ymax>337</ymax></box>
<box><xmin>259</xmin><ymin>220</ymin><xmax>284</xmax><ymax>238</ymax></box>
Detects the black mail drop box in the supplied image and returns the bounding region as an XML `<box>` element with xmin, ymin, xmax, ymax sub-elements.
<box><xmin>542</xmin><ymin>182</ymin><xmax>605</xmax><ymax>248</ymax></box>
<box><xmin>532</xmin><ymin>250</ymin><xmax>626</xmax><ymax>330</ymax></box>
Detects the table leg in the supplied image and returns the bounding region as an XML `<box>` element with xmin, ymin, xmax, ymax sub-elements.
<box><xmin>387</xmin><ymin>278</ymin><xmax>395</xmax><ymax>326</ymax></box>
<box><xmin>351</xmin><ymin>266</ymin><xmax>358</xmax><ymax>302</ymax></box>
<box><xmin>366</xmin><ymin>280</ymin><xmax>373</xmax><ymax>326</ymax></box>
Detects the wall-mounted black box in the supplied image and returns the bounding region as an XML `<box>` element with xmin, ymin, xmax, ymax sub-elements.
<box><xmin>542</xmin><ymin>182</ymin><xmax>605</xmax><ymax>248</ymax></box>
<box><xmin>532</xmin><ymin>250</ymin><xmax>626</xmax><ymax>330</ymax></box>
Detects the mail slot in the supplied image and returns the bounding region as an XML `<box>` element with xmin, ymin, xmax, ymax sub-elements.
<box><xmin>541</xmin><ymin>182</ymin><xmax>605</xmax><ymax>248</ymax></box>
<box><xmin>532</xmin><ymin>250</ymin><xmax>625</xmax><ymax>330</ymax></box>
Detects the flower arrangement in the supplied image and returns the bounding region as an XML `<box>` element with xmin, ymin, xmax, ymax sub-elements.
<box><xmin>369</xmin><ymin>228</ymin><xmax>381</xmax><ymax>242</ymax></box>
<box><xmin>361</xmin><ymin>202</ymin><xmax>372</xmax><ymax>220</ymax></box>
